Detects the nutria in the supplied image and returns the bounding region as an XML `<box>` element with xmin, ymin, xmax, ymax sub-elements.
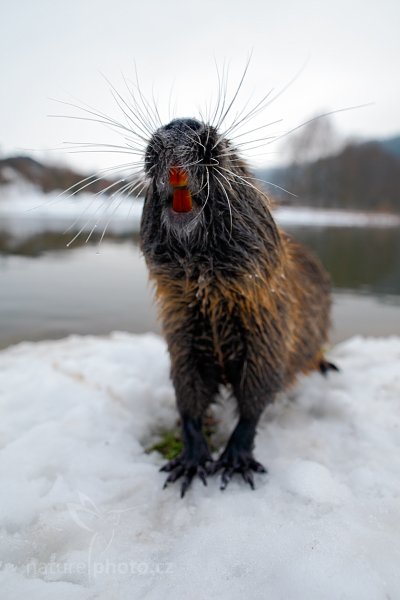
<box><xmin>140</xmin><ymin>116</ymin><xmax>337</xmax><ymax>497</ymax></box>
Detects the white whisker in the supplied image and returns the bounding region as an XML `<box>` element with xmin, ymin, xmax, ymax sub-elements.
<box><xmin>213</xmin><ymin>171</ymin><xmax>233</xmax><ymax>241</ymax></box>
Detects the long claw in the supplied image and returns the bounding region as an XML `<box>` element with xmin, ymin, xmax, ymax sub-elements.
<box><xmin>220</xmin><ymin>467</ymin><xmax>234</xmax><ymax>490</ymax></box>
<box><xmin>242</xmin><ymin>469</ymin><xmax>255</xmax><ymax>489</ymax></box>
<box><xmin>160</xmin><ymin>457</ymin><xmax>180</xmax><ymax>472</ymax></box>
<box><xmin>180</xmin><ymin>473</ymin><xmax>194</xmax><ymax>498</ymax></box>
<box><xmin>163</xmin><ymin>465</ymin><xmax>185</xmax><ymax>487</ymax></box>
<box><xmin>249</xmin><ymin>459</ymin><xmax>267</xmax><ymax>474</ymax></box>
<box><xmin>198</xmin><ymin>466</ymin><xmax>208</xmax><ymax>486</ymax></box>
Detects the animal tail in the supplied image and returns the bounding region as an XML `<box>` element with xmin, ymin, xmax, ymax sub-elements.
<box><xmin>319</xmin><ymin>359</ymin><xmax>339</xmax><ymax>376</ymax></box>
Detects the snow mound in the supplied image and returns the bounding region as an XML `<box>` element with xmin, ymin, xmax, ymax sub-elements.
<box><xmin>1</xmin><ymin>333</ymin><xmax>400</xmax><ymax>599</ymax></box>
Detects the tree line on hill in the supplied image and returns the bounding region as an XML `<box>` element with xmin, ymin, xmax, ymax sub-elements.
<box><xmin>258</xmin><ymin>119</ymin><xmax>400</xmax><ymax>213</ymax></box>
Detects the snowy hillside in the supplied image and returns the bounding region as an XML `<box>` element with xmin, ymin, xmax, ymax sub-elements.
<box><xmin>1</xmin><ymin>332</ymin><xmax>400</xmax><ymax>599</ymax></box>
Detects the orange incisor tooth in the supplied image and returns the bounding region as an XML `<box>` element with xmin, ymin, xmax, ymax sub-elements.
<box><xmin>169</xmin><ymin>167</ymin><xmax>188</xmax><ymax>187</ymax></box>
<box><xmin>169</xmin><ymin>167</ymin><xmax>192</xmax><ymax>212</ymax></box>
<box><xmin>173</xmin><ymin>188</ymin><xmax>192</xmax><ymax>212</ymax></box>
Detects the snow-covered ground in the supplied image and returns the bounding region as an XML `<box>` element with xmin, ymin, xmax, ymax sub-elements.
<box><xmin>1</xmin><ymin>184</ymin><xmax>400</xmax><ymax>241</ymax></box>
<box><xmin>1</xmin><ymin>332</ymin><xmax>400</xmax><ymax>599</ymax></box>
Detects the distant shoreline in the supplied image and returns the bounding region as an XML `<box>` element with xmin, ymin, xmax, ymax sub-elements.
<box><xmin>1</xmin><ymin>186</ymin><xmax>400</xmax><ymax>242</ymax></box>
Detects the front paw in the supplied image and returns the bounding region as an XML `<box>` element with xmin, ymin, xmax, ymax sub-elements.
<box><xmin>211</xmin><ymin>447</ymin><xmax>267</xmax><ymax>490</ymax></box>
<box><xmin>161</xmin><ymin>452</ymin><xmax>212</xmax><ymax>497</ymax></box>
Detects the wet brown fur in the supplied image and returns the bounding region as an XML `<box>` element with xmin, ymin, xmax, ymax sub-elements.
<box><xmin>145</xmin><ymin>185</ymin><xmax>331</xmax><ymax>420</ymax></box>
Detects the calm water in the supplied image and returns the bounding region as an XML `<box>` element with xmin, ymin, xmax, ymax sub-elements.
<box><xmin>0</xmin><ymin>224</ymin><xmax>399</xmax><ymax>350</ymax></box>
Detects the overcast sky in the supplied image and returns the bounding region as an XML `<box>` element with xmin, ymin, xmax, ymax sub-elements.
<box><xmin>1</xmin><ymin>0</ymin><xmax>399</xmax><ymax>172</ymax></box>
